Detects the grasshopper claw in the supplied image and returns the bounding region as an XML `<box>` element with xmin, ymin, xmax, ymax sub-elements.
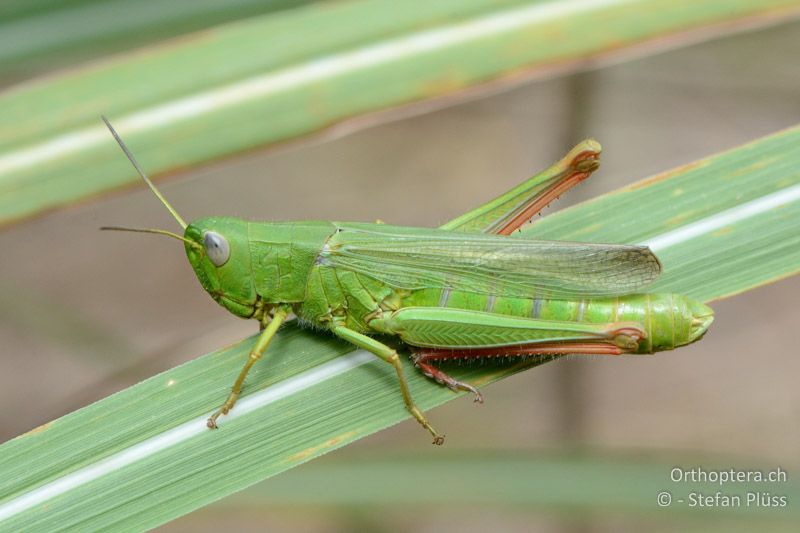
<box><xmin>472</xmin><ymin>388</ymin><xmax>484</xmax><ymax>404</ymax></box>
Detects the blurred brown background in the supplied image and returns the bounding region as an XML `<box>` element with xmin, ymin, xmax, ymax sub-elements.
<box><xmin>1</xmin><ymin>16</ymin><xmax>799</xmax><ymax>533</ymax></box>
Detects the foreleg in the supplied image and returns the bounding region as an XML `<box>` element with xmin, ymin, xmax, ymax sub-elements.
<box><xmin>207</xmin><ymin>304</ymin><xmax>291</xmax><ymax>429</ymax></box>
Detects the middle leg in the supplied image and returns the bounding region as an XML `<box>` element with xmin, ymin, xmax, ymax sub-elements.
<box><xmin>332</xmin><ymin>325</ymin><xmax>445</xmax><ymax>445</ymax></box>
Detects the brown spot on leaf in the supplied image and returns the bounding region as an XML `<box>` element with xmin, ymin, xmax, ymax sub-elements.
<box><xmin>626</xmin><ymin>160</ymin><xmax>710</xmax><ymax>191</ymax></box>
<box><xmin>666</xmin><ymin>211</ymin><xmax>696</xmax><ymax>227</ymax></box>
<box><xmin>712</xmin><ymin>226</ymin><xmax>734</xmax><ymax>237</ymax></box>
<box><xmin>287</xmin><ymin>430</ymin><xmax>358</xmax><ymax>463</ymax></box>
<box><xmin>22</xmin><ymin>422</ymin><xmax>51</xmax><ymax>437</ymax></box>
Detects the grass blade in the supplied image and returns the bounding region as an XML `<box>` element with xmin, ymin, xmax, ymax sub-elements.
<box><xmin>0</xmin><ymin>0</ymin><xmax>317</xmax><ymax>87</ymax></box>
<box><xmin>2</xmin><ymin>0</ymin><xmax>799</xmax><ymax>225</ymax></box>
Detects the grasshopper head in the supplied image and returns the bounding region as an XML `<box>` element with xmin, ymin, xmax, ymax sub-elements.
<box><xmin>184</xmin><ymin>216</ymin><xmax>257</xmax><ymax>318</ymax></box>
<box><xmin>100</xmin><ymin>118</ymin><xmax>259</xmax><ymax>319</ymax></box>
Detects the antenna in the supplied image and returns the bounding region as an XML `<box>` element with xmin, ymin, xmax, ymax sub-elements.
<box><xmin>100</xmin><ymin>226</ymin><xmax>202</xmax><ymax>249</ymax></box>
<box><xmin>101</xmin><ymin>116</ymin><xmax>188</xmax><ymax>229</ymax></box>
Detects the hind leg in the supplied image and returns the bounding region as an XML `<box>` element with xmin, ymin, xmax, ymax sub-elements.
<box><xmin>410</xmin><ymin>341</ymin><xmax>631</xmax><ymax>405</ymax></box>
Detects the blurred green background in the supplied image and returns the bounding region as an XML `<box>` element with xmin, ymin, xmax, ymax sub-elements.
<box><xmin>1</xmin><ymin>1</ymin><xmax>799</xmax><ymax>531</ymax></box>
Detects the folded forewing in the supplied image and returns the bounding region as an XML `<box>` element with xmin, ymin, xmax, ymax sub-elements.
<box><xmin>322</xmin><ymin>224</ymin><xmax>661</xmax><ymax>298</ymax></box>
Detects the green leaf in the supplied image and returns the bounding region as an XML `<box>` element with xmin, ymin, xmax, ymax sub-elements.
<box><xmin>2</xmin><ymin>0</ymin><xmax>799</xmax><ymax>225</ymax></box>
<box><xmin>0</xmin><ymin>0</ymin><xmax>317</xmax><ymax>86</ymax></box>
<box><xmin>0</xmin><ymin>124</ymin><xmax>797</xmax><ymax>531</ymax></box>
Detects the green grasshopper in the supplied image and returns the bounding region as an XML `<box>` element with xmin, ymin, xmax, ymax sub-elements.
<box><xmin>102</xmin><ymin>118</ymin><xmax>713</xmax><ymax>445</ymax></box>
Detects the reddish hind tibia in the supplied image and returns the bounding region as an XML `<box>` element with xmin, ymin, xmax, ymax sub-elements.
<box><xmin>411</xmin><ymin>354</ymin><xmax>485</xmax><ymax>403</ymax></box>
<box><xmin>411</xmin><ymin>339</ymin><xmax>632</xmax><ymax>402</ymax></box>
<box><xmin>416</xmin><ymin>342</ymin><xmax>628</xmax><ymax>360</ymax></box>
<box><xmin>496</xmin><ymin>149</ymin><xmax>601</xmax><ymax>235</ymax></box>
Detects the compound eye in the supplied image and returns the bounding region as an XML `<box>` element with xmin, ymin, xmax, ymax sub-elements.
<box><xmin>203</xmin><ymin>231</ymin><xmax>230</xmax><ymax>267</ymax></box>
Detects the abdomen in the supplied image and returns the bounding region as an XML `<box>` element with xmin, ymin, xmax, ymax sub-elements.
<box><xmin>400</xmin><ymin>288</ymin><xmax>711</xmax><ymax>353</ymax></box>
